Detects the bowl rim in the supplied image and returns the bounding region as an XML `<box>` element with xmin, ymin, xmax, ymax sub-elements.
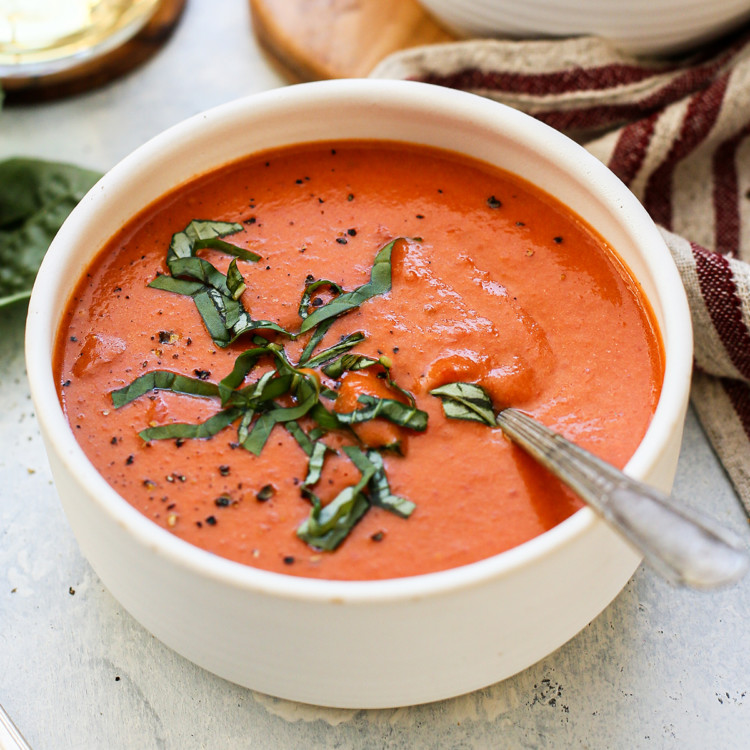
<box><xmin>25</xmin><ymin>78</ymin><xmax>693</xmax><ymax>604</ymax></box>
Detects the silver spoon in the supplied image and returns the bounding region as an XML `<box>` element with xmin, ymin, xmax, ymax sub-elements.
<box><xmin>495</xmin><ymin>408</ymin><xmax>749</xmax><ymax>589</ymax></box>
<box><xmin>0</xmin><ymin>702</ymin><xmax>32</xmax><ymax>750</ymax></box>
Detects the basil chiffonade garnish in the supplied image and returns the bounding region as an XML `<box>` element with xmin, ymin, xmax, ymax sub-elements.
<box><xmin>429</xmin><ymin>381</ymin><xmax>497</xmax><ymax>427</ymax></box>
<box><xmin>149</xmin><ymin>220</ymin><xmax>292</xmax><ymax>346</ymax></box>
<box><xmin>111</xmin><ymin>224</ymin><xmax>423</xmax><ymax>551</ymax></box>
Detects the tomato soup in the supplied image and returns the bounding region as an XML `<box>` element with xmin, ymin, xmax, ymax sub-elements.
<box><xmin>54</xmin><ymin>142</ymin><xmax>663</xmax><ymax>580</ymax></box>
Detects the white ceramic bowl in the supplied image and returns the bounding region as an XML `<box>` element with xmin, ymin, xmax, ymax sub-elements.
<box><xmin>25</xmin><ymin>79</ymin><xmax>692</xmax><ymax>708</ymax></box>
<box><xmin>417</xmin><ymin>0</ymin><xmax>750</xmax><ymax>55</ymax></box>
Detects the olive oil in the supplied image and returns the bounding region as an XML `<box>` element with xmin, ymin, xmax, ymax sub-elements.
<box><xmin>0</xmin><ymin>0</ymin><xmax>161</xmax><ymax>75</ymax></box>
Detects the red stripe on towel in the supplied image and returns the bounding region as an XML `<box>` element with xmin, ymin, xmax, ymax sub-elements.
<box><xmin>643</xmin><ymin>75</ymin><xmax>729</xmax><ymax>228</ymax></box>
<box><xmin>607</xmin><ymin>112</ymin><xmax>659</xmax><ymax>187</ymax></box>
<box><xmin>694</xmin><ymin>241</ymin><xmax>750</xmax><ymax>379</ymax></box>
<box><xmin>722</xmin><ymin>378</ymin><xmax>750</xmax><ymax>442</ymax></box>
<box><xmin>713</xmin><ymin>121</ymin><xmax>750</xmax><ymax>256</ymax></box>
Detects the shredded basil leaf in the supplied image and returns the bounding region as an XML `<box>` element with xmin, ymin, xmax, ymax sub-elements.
<box><xmin>303</xmin><ymin>439</ymin><xmax>331</xmax><ymax>487</ymax></box>
<box><xmin>301</xmin><ymin>331</ymin><xmax>365</xmax><ymax>368</ymax></box>
<box><xmin>241</xmin><ymin>409</ymin><xmax>277</xmax><ymax>455</ymax></box>
<box><xmin>321</xmin><ymin>352</ymin><xmax>379</xmax><ymax>378</ymax></box>
<box><xmin>430</xmin><ymin>382</ymin><xmax>497</xmax><ymax>426</ymax></box>
<box><xmin>153</xmin><ymin>219</ymin><xmax>288</xmax><ymax>347</ymax></box>
<box><xmin>297</xmin><ymin>317</ymin><xmax>334</xmax><ymax>366</ymax></box>
<box><xmin>322</xmin><ymin>352</ymin><xmax>415</xmax><ymax>406</ymax></box>
<box><xmin>233</xmin><ymin>372</ymin><xmax>293</xmax><ymax>410</ymax></box>
<box><xmin>193</xmin><ymin>288</ymin><xmax>237</xmax><ymax>345</ymax></box>
<box><xmin>237</xmin><ymin>408</ymin><xmax>256</xmax><ymax>445</ymax></box>
<box><xmin>298</xmin><ymin>278</ymin><xmax>344</xmax><ymax>320</ymax></box>
<box><xmin>167</xmin><ymin>219</ymin><xmax>247</xmax><ymax>264</ymax></box>
<box><xmin>298</xmin><ymin>238</ymin><xmax>400</xmax><ymax>333</ymax></box>
<box><xmin>193</xmin><ymin>236</ymin><xmax>261</xmax><ymax>262</ymax></box>
<box><xmin>111</xmin><ymin>370</ymin><xmax>219</xmax><ymax>408</ymax></box>
<box><xmin>343</xmin><ymin>447</ymin><xmax>413</xmax><ymax>516</ymax></box>
<box><xmin>217</xmin><ymin>345</ymin><xmax>277</xmax><ymax>404</ymax></box>
<box><xmin>241</xmin><ymin>371</ymin><xmax>321</xmax><ymax>455</ymax></box>
<box><xmin>309</xmin><ymin>426</ymin><xmax>326</xmax><ymax>441</ymax></box>
<box><xmin>139</xmin><ymin>407</ymin><xmax>242</xmax><ymax>441</ymax></box>
<box><xmin>148</xmin><ymin>275</ymin><xmax>204</xmax><ymax>296</ymax></box>
<box><xmin>285</xmin><ymin>420</ymin><xmax>315</xmax><ymax>455</ymax></box>
<box><xmin>360</xmin><ymin>449</ymin><xmax>415</xmax><ymax>518</ymax></box>
<box><xmin>296</xmin><ymin>447</ymin><xmax>415</xmax><ymax>550</ymax></box>
<box><xmin>336</xmin><ymin>394</ymin><xmax>428</xmax><ymax>431</ymax></box>
<box><xmin>226</xmin><ymin>258</ymin><xmax>246</xmax><ymax>300</ymax></box>
<box><xmin>296</xmin><ymin>456</ymin><xmax>376</xmax><ymax>550</ymax></box>
<box><xmin>308</xmin><ymin>401</ymin><xmax>344</xmax><ymax>432</ymax></box>
<box><xmin>200</xmin><ymin>287</ymin><xmax>294</xmax><ymax>346</ymax></box>
<box><xmin>112</xmin><ymin>230</ymin><xmax>426</xmax><ymax>554</ymax></box>
<box><xmin>167</xmin><ymin>256</ymin><xmax>233</xmax><ymax>295</ymax></box>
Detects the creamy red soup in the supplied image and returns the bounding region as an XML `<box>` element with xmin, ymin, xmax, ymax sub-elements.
<box><xmin>55</xmin><ymin>141</ymin><xmax>663</xmax><ymax>580</ymax></box>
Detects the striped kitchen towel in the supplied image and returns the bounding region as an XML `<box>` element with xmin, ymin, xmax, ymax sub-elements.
<box><xmin>371</xmin><ymin>30</ymin><xmax>750</xmax><ymax>514</ymax></box>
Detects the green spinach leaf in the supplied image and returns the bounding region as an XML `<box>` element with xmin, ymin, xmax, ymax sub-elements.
<box><xmin>0</xmin><ymin>158</ymin><xmax>102</xmax><ymax>306</ymax></box>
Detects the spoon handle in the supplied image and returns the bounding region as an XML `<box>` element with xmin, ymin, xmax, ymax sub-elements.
<box><xmin>0</xmin><ymin>703</ymin><xmax>32</xmax><ymax>750</ymax></box>
<box><xmin>495</xmin><ymin>408</ymin><xmax>749</xmax><ymax>589</ymax></box>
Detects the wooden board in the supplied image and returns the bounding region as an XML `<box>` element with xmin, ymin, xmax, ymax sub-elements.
<box><xmin>249</xmin><ymin>0</ymin><xmax>455</xmax><ymax>81</ymax></box>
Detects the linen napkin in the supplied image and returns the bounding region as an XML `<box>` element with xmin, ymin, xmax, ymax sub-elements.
<box><xmin>371</xmin><ymin>30</ymin><xmax>750</xmax><ymax>514</ymax></box>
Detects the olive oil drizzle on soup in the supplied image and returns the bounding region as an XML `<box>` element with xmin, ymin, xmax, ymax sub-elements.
<box><xmin>55</xmin><ymin>141</ymin><xmax>663</xmax><ymax>581</ymax></box>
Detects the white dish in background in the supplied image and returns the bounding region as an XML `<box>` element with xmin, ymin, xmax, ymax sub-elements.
<box><xmin>416</xmin><ymin>0</ymin><xmax>750</xmax><ymax>55</ymax></box>
<box><xmin>25</xmin><ymin>79</ymin><xmax>692</xmax><ymax>708</ymax></box>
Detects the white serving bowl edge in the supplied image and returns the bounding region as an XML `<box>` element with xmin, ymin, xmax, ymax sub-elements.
<box><xmin>25</xmin><ymin>79</ymin><xmax>692</xmax><ymax>707</ymax></box>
